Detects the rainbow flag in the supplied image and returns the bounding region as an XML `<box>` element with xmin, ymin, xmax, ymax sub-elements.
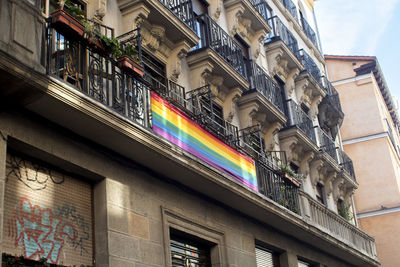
<box><xmin>151</xmin><ymin>91</ymin><xmax>258</xmax><ymax>191</ymax></box>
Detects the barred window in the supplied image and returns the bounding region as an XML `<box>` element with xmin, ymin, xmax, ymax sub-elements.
<box><xmin>170</xmin><ymin>230</ymin><xmax>212</xmax><ymax>267</ymax></box>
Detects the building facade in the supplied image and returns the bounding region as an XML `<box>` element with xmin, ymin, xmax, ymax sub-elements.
<box><xmin>326</xmin><ymin>55</ymin><xmax>400</xmax><ymax>267</ymax></box>
<box><xmin>0</xmin><ymin>0</ymin><xmax>378</xmax><ymax>266</ymax></box>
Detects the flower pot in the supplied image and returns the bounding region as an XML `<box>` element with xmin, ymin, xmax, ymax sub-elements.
<box><xmin>117</xmin><ymin>56</ymin><xmax>144</xmax><ymax>77</ymax></box>
<box><xmin>50</xmin><ymin>10</ymin><xmax>85</xmax><ymax>40</ymax></box>
<box><xmin>280</xmin><ymin>171</ymin><xmax>300</xmax><ymax>187</ymax></box>
<box><xmin>88</xmin><ymin>38</ymin><xmax>107</xmax><ymax>55</ymax></box>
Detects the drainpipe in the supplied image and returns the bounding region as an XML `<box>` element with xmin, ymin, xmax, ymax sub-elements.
<box><xmin>312</xmin><ymin>6</ymin><xmax>324</xmax><ymax>55</ymax></box>
<box><xmin>351</xmin><ymin>194</ymin><xmax>359</xmax><ymax>227</ymax></box>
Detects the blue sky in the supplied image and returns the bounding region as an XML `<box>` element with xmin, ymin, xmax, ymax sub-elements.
<box><xmin>314</xmin><ymin>0</ymin><xmax>400</xmax><ymax>101</ymax></box>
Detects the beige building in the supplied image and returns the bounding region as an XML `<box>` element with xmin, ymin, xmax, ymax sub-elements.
<box><xmin>326</xmin><ymin>55</ymin><xmax>400</xmax><ymax>267</ymax></box>
<box><xmin>0</xmin><ymin>0</ymin><xmax>379</xmax><ymax>266</ymax></box>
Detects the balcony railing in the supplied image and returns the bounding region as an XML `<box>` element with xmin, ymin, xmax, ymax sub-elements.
<box><xmin>300</xmin><ymin>16</ymin><xmax>318</xmax><ymax>49</ymax></box>
<box><xmin>286</xmin><ymin>100</ymin><xmax>317</xmax><ymax>144</ymax></box>
<box><xmin>256</xmin><ymin>161</ymin><xmax>300</xmax><ymax>213</ymax></box>
<box><xmin>300</xmin><ymin>191</ymin><xmax>376</xmax><ymax>258</ymax></box>
<box><xmin>264</xmin><ymin>150</ymin><xmax>287</xmax><ymax>170</ymax></box>
<box><xmin>192</xmin><ymin>14</ymin><xmax>247</xmax><ymax>79</ymax></box>
<box><xmin>186</xmin><ymin>85</ymin><xmax>240</xmax><ymax>146</ymax></box>
<box><xmin>238</xmin><ymin>124</ymin><xmax>264</xmax><ymax>159</ymax></box>
<box><xmin>249</xmin><ymin>0</ymin><xmax>272</xmax><ymax>26</ymax></box>
<box><xmin>47</xmin><ymin>25</ymin><xmax>151</xmax><ymax>128</ymax></box>
<box><xmin>158</xmin><ymin>0</ymin><xmax>196</xmax><ymax>31</ymax></box>
<box><xmin>298</xmin><ymin>49</ymin><xmax>324</xmax><ymax>89</ymax></box>
<box><xmin>339</xmin><ymin>150</ymin><xmax>357</xmax><ymax>182</ymax></box>
<box><xmin>266</xmin><ymin>16</ymin><xmax>300</xmax><ymax>61</ymax></box>
<box><xmin>316</xmin><ymin>127</ymin><xmax>339</xmax><ymax>163</ymax></box>
<box><xmin>247</xmin><ymin>60</ymin><xmax>285</xmax><ymax>113</ymax></box>
<box><xmin>279</xmin><ymin>0</ymin><xmax>299</xmax><ymax>22</ymax></box>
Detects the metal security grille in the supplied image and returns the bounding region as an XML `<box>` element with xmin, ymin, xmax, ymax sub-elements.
<box><xmin>170</xmin><ymin>236</ymin><xmax>211</xmax><ymax>267</ymax></box>
<box><xmin>256</xmin><ymin>246</ymin><xmax>281</xmax><ymax>267</ymax></box>
<box><xmin>298</xmin><ymin>261</ymin><xmax>311</xmax><ymax>267</ymax></box>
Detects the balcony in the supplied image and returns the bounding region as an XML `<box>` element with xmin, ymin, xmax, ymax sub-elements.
<box><xmin>117</xmin><ymin>0</ymin><xmax>199</xmax><ymax>50</ymax></box>
<box><xmin>316</xmin><ymin>127</ymin><xmax>338</xmax><ymax>164</ymax></box>
<box><xmin>249</xmin><ymin>0</ymin><xmax>272</xmax><ymax>24</ymax></box>
<box><xmin>298</xmin><ymin>49</ymin><xmax>323</xmax><ymax>89</ymax></box>
<box><xmin>187</xmin><ymin>14</ymin><xmax>249</xmax><ymax>90</ymax></box>
<box><xmin>256</xmin><ymin>160</ymin><xmax>300</xmax><ymax>213</ymax></box>
<box><xmin>264</xmin><ymin>16</ymin><xmax>302</xmax><ymax>80</ymax></box>
<box><xmin>318</xmin><ymin>78</ymin><xmax>344</xmax><ymax>137</ymax></box>
<box><xmin>300</xmin><ymin>16</ymin><xmax>318</xmax><ymax>49</ymax></box>
<box><xmin>279</xmin><ymin>0</ymin><xmax>299</xmax><ymax>22</ymax></box>
<box><xmin>285</xmin><ymin>100</ymin><xmax>316</xmax><ymax>144</ymax></box>
<box><xmin>47</xmin><ymin>23</ymin><xmax>151</xmax><ymax>127</ymax></box>
<box><xmin>299</xmin><ymin>191</ymin><xmax>376</xmax><ymax>259</ymax></box>
<box><xmin>339</xmin><ymin>150</ymin><xmax>357</xmax><ymax>182</ymax></box>
<box><xmin>224</xmin><ymin>0</ymin><xmax>271</xmax><ymax>40</ymax></box>
<box><xmin>266</xmin><ymin>16</ymin><xmax>300</xmax><ymax>60</ymax></box>
<box><xmin>157</xmin><ymin>0</ymin><xmax>196</xmax><ymax>31</ymax></box>
<box><xmin>239</xmin><ymin>61</ymin><xmax>286</xmax><ymax>129</ymax></box>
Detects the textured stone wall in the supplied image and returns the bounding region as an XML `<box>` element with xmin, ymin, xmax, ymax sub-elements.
<box><xmin>2</xmin><ymin>154</ymin><xmax>93</xmax><ymax>266</ymax></box>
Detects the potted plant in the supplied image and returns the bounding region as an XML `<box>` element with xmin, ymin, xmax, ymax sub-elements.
<box><xmin>49</xmin><ymin>0</ymin><xmax>86</xmax><ymax>39</ymax></box>
<box><xmin>338</xmin><ymin>201</ymin><xmax>353</xmax><ymax>221</ymax></box>
<box><xmin>115</xmin><ymin>44</ymin><xmax>144</xmax><ymax>77</ymax></box>
<box><xmin>279</xmin><ymin>164</ymin><xmax>301</xmax><ymax>187</ymax></box>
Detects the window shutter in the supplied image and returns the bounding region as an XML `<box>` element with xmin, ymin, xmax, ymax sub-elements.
<box><xmin>298</xmin><ymin>260</ymin><xmax>311</xmax><ymax>267</ymax></box>
<box><xmin>256</xmin><ymin>247</ymin><xmax>274</xmax><ymax>267</ymax></box>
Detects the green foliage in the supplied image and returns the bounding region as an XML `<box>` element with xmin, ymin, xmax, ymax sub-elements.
<box><xmin>63</xmin><ymin>0</ymin><xmax>85</xmax><ymax>23</ymax></box>
<box><xmin>279</xmin><ymin>164</ymin><xmax>295</xmax><ymax>177</ymax></box>
<box><xmin>338</xmin><ymin>201</ymin><xmax>353</xmax><ymax>221</ymax></box>
<box><xmin>123</xmin><ymin>44</ymin><xmax>138</xmax><ymax>60</ymax></box>
<box><xmin>99</xmin><ymin>35</ymin><xmax>121</xmax><ymax>58</ymax></box>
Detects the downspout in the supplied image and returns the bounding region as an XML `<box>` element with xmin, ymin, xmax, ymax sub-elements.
<box><xmin>351</xmin><ymin>194</ymin><xmax>359</xmax><ymax>227</ymax></box>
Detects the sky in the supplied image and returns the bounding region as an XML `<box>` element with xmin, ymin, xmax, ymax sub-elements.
<box><xmin>314</xmin><ymin>0</ymin><xmax>400</xmax><ymax>102</ymax></box>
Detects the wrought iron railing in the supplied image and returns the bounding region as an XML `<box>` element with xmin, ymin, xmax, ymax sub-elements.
<box><xmin>186</xmin><ymin>85</ymin><xmax>239</xmax><ymax>146</ymax></box>
<box><xmin>266</xmin><ymin>16</ymin><xmax>300</xmax><ymax>61</ymax></box>
<box><xmin>339</xmin><ymin>150</ymin><xmax>356</xmax><ymax>182</ymax></box>
<box><xmin>47</xmin><ymin>26</ymin><xmax>150</xmax><ymax>128</ymax></box>
<box><xmin>238</xmin><ymin>124</ymin><xmax>264</xmax><ymax>158</ymax></box>
<box><xmin>279</xmin><ymin>0</ymin><xmax>299</xmax><ymax>22</ymax></box>
<box><xmin>264</xmin><ymin>150</ymin><xmax>287</xmax><ymax>170</ymax></box>
<box><xmin>286</xmin><ymin>100</ymin><xmax>317</xmax><ymax>144</ymax></box>
<box><xmin>298</xmin><ymin>49</ymin><xmax>323</xmax><ymax>88</ymax></box>
<box><xmin>316</xmin><ymin>127</ymin><xmax>338</xmax><ymax>163</ymax></box>
<box><xmin>256</xmin><ymin>161</ymin><xmax>300</xmax><ymax>213</ymax></box>
<box><xmin>249</xmin><ymin>0</ymin><xmax>272</xmax><ymax>26</ymax></box>
<box><xmin>247</xmin><ymin>60</ymin><xmax>285</xmax><ymax>113</ymax></box>
<box><xmin>158</xmin><ymin>0</ymin><xmax>196</xmax><ymax>31</ymax></box>
<box><xmin>192</xmin><ymin>14</ymin><xmax>247</xmax><ymax>79</ymax></box>
<box><xmin>322</xmin><ymin>76</ymin><xmax>343</xmax><ymax>113</ymax></box>
<box><xmin>300</xmin><ymin>16</ymin><xmax>318</xmax><ymax>49</ymax></box>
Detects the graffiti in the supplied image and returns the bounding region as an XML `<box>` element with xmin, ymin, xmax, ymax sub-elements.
<box><xmin>6</xmin><ymin>155</ymin><xmax>64</xmax><ymax>190</ymax></box>
<box><xmin>9</xmin><ymin>197</ymin><xmax>77</xmax><ymax>264</ymax></box>
<box><xmin>56</xmin><ymin>204</ymin><xmax>90</xmax><ymax>255</ymax></box>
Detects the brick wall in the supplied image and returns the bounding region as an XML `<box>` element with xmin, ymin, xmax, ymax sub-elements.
<box><xmin>3</xmin><ymin>154</ymin><xmax>93</xmax><ymax>266</ymax></box>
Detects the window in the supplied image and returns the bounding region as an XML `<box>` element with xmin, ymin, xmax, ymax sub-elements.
<box><xmin>316</xmin><ymin>183</ymin><xmax>325</xmax><ymax>205</ymax></box>
<box><xmin>162</xmin><ymin>208</ymin><xmax>224</xmax><ymax>267</ymax></box>
<box><xmin>142</xmin><ymin>50</ymin><xmax>167</xmax><ymax>92</ymax></box>
<box><xmin>170</xmin><ymin>229</ymin><xmax>212</xmax><ymax>267</ymax></box>
<box><xmin>298</xmin><ymin>260</ymin><xmax>311</xmax><ymax>267</ymax></box>
<box><xmin>255</xmin><ymin>246</ymin><xmax>280</xmax><ymax>267</ymax></box>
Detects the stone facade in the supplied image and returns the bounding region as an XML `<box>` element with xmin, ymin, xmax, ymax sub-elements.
<box><xmin>0</xmin><ymin>0</ymin><xmax>379</xmax><ymax>266</ymax></box>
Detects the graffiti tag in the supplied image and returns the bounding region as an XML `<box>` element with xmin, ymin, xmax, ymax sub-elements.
<box><xmin>10</xmin><ymin>197</ymin><xmax>77</xmax><ymax>264</ymax></box>
<box><xmin>6</xmin><ymin>156</ymin><xmax>64</xmax><ymax>190</ymax></box>
<box><xmin>56</xmin><ymin>204</ymin><xmax>90</xmax><ymax>255</ymax></box>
